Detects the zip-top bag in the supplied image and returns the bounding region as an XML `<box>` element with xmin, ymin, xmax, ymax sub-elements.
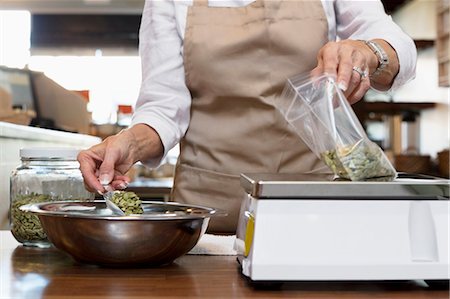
<box><xmin>276</xmin><ymin>73</ymin><xmax>397</xmax><ymax>181</ymax></box>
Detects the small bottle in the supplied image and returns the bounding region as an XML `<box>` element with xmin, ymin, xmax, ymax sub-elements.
<box><xmin>117</xmin><ymin>105</ymin><xmax>133</xmax><ymax>127</ymax></box>
<box><xmin>10</xmin><ymin>147</ymin><xmax>94</xmax><ymax>248</ymax></box>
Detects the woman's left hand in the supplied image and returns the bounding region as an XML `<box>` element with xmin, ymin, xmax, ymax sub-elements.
<box><xmin>311</xmin><ymin>40</ymin><xmax>378</xmax><ymax>104</ymax></box>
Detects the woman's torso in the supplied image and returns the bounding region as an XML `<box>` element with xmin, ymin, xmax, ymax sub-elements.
<box><xmin>171</xmin><ymin>0</ymin><xmax>329</xmax><ymax>233</ymax></box>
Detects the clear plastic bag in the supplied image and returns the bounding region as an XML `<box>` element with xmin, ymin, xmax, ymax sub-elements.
<box><xmin>276</xmin><ymin>73</ymin><xmax>397</xmax><ymax>181</ymax></box>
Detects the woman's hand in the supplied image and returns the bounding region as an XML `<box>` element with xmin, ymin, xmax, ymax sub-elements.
<box><xmin>77</xmin><ymin>124</ymin><xmax>164</xmax><ymax>194</ymax></box>
<box><xmin>311</xmin><ymin>39</ymin><xmax>399</xmax><ymax>104</ymax></box>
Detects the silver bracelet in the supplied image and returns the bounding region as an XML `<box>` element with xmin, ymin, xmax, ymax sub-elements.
<box><xmin>364</xmin><ymin>40</ymin><xmax>389</xmax><ymax>77</ymax></box>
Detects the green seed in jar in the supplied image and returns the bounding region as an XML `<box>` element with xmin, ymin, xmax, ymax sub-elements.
<box><xmin>11</xmin><ymin>193</ymin><xmax>52</xmax><ymax>242</ymax></box>
<box><xmin>110</xmin><ymin>191</ymin><xmax>143</xmax><ymax>215</ymax></box>
<box><xmin>11</xmin><ymin>194</ymin><xmax>90</xmax><ymax>243</ymax></box>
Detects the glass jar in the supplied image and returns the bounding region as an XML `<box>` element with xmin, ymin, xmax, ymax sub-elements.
<box><xmin>10</xmin><ymin>147</ymin><xmax>94</xmax><ymax>248</ymax></box>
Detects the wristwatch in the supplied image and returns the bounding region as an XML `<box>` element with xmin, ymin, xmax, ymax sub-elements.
<box><xmin>364</xmin><ymin>40</ymin><xmax>389</xmax><ymax>77</ymax></box>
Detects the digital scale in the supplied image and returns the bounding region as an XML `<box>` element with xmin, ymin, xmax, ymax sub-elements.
<box><xmin>235</xmin><ymin>173</ymin><xmax>449</xmax><ymax>285</ymax></box>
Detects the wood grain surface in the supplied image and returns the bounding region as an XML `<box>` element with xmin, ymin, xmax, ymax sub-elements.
<box><xmin>1</xmin><ymin>231</ymin><xmax>448</xmax><ymax>299</ymax></box>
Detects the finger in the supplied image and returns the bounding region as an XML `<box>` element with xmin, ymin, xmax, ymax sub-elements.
<box><xmin>79</xmin><ymin>165</ymin><xmax>104</xmax><ymax>193</ymax></box>
<box><xmin>336</xmin><ymin>46</ymin><xmax>355</xmax><ymax>92</ymax></box>
<box><xmin>345</xmin><ymin>52</ymin><xmax>366</xmax><ymax>97</ymax></box>
<box><xmin>80</xmin><ymin>144</ymin><xmax>104</xmax><ymax>164</ymax></box>
<box><xmin>344</xmin><ymin>70</ymin><xmax>362</xmax><ymax>98</ymax></box>
<box><xmin>113</xmin><ymin>174</ymin><xmax>131</xmax><ymax>184</ymax></box>
<box><xmin>98</xmin><ymin>148</ymin><xmax>120</xmax><ymax>185</ymax></box>
<box><xmin>80</xmin><ymin>168</ymin><xmax>102</xmax><ymax>193</ymax></box>
<box><xmin>310</xmin><ymin>60</ymin><xmax>324</xmax><ymax>79</ymax></box>
<box><xmin>83</xmin><ymin>182</ymin><xmax>96</xmax><ymax>194</ymax></box>
<box><xmin>110</xmin><ymin>173</ymin><xmax>131</xmax><ymax>190</ymax></box>
<box><xmin>103</xmin><ymin>185</ymin><xmax>114</xmax><ymax>192</ymax></box>
<box><xmin>111</xmin><ymin>180</ymin><xmax>128</xmax><ymax>190</ymax></box>
<box><xmin>320</xmin><ymin>42</ymin><xmax>340</xmax><ymax>78</ymax></box>
<box><xmin>86</xmin><ymin>150</ymin><xmax>104</xmax><ymax>164</ymax></box>
<box><xmin>78</xmin><ymin>149</ymin><xmax>104</xmax><ymax>171</ymax></box>
<box><xmin>78</xmin><ymin>152</ymin><xmax>104</xmax><ymax>193</ymax></box>
<box><xmin>347</xmin><ymin>77</ymin><xmax>371</xmax><ymax>104</ymax></box>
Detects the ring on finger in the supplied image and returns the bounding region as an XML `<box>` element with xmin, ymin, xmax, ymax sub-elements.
<box><xmin>352</xmin><ymin>66</ymin><xmax>368</xmax><ymax>79</ymax></box>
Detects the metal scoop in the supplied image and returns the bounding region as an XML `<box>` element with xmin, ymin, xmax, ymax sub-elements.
<box><xmin>102</xmin><ymin>185</ymin><xmax>125</xmax><ymax>216</ymax></box>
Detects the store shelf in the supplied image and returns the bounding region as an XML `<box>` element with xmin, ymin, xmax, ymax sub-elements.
<box><xmin>437</xmin><ymin>0</ymin><xmax>450</xmax><ymax>87</ymax></box>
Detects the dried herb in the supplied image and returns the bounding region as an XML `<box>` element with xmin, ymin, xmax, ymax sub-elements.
<box><xmin>11</xmin><ymin>193</ymin><xmax>52</xmax><ymax>242</ymax></box>
<box><xmin>321</xmin><ymin>140</ymin><xmax>396</xmax><ymax>181</ymax></box>
<box><xmin>111</xmin><ymin>191</ymin><xmax>143</xmax><ymax>215</ymax></box>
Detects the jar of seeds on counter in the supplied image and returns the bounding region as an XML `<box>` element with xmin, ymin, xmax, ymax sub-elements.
<box><xmin>10</xmin><ymin>147</ymin><xmax>94</xmax><ymax>248</ymax></box>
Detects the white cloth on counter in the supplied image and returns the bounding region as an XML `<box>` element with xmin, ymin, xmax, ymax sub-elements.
<box><xmin>132</xmin><ymin>0</ymin><xmax>417</xmax><ymax>166</ymax></box>
<box><xmin>188</xmin><ymin>234</ymin><xmax>237</xmax><ymax>256</ymax></box>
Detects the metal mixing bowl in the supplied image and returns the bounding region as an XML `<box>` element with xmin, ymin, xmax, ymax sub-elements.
<box><xmin>21</xmin><ymin>200</ymin><xmax>223</xmax><ymax>267</ymax></box>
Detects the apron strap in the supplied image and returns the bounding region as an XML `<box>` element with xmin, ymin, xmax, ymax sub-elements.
<box><xmin>192</xmin><ymin>0</ymin><xmax>208</xmax><ymax>7</ymax></box>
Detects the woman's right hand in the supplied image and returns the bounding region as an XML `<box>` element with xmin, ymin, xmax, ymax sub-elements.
<box><xmin>77</xmin><ymin>124</ymin><xmax>164</xmax><ymax>194</ymax></box>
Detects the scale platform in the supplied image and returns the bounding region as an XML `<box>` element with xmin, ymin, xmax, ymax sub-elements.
<box><xmin>235</xmin><ymin>173</ymin><xmax>449</xmax><ymax>285</ymax></box>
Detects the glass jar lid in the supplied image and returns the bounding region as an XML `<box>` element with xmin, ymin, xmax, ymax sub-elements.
<box><xmin>20</xmin><ymin>147</ymin><xmax>81</xmax><ymax>160</ymax></box>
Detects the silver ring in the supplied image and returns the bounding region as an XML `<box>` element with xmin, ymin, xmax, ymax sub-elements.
<box><xmin>352</xmin><ymin>66</ymin><xmax>368</xmax><ymax>79</ymax></box>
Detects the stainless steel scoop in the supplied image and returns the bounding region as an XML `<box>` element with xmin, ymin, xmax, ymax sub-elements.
<box><xmin>102</xmin><ymin>185</ymin><xmax>125</xmax><ymax>216</ymax></box>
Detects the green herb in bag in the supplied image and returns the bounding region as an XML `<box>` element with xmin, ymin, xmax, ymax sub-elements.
<box><xmin>321</xmin><ymin>140</ymin><xmax>396</xmax><ymax>181</ymax></box>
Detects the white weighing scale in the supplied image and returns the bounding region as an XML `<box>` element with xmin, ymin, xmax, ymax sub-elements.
<box><xmin>235</xmin><ymin>173</ymin><xmax>449</xmax><ymax>285</ymax></box>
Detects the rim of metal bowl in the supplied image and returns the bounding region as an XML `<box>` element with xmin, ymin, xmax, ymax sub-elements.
<box><xmin>20</xmin><ymin>200</ymin><xmax>226</xmax><ymax>220</ymax></box>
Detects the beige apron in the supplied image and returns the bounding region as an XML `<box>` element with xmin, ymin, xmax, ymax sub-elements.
<box><xmin>172</xmin><ymin>0</ymin><xmax>329</xmax><ymax>233</ymax></box>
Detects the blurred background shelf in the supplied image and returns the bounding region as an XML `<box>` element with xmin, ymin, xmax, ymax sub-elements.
<box><xmin>353</xmin><ymin>101</ymin><xmax>449</xmax><ymax>178</ymax></box>
<box><xmin>436</xmin><ymin>0</ymin><xmax>450</xmax><ymax>87</ymax></box>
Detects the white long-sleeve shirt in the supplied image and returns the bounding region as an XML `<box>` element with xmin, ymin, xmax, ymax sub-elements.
<box><xmin>131</xmin><ymin>0</ymin><xmax>417</xmax><ymax>166</ymax></box>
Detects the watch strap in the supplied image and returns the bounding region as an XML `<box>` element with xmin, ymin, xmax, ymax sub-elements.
<box><xmin>364</xmin><ymin>40</ymin><xmax>389</xmax><ymax>77</ymax></box>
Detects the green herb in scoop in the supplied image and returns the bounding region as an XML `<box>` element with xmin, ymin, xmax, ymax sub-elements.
<box><xmin>110</xmin><ymin>191</ymin><xmax>143</xmax><ymax>215</ymax></box>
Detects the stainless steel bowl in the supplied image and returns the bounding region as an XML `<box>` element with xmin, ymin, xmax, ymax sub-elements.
<box><xmin>21</xmin><ymin>200</ymin><xmax>223</xmax><ymax>267</ymax></box>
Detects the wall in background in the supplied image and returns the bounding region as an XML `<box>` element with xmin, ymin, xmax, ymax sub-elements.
<box><xmin>393</xmin><ymin>0</ymin><xmax>437</xmax><ymax>40</ymax></box>
<box><xmin>0</xmin><ymin>11</ymin><xmax>30</xmax><ymax>68</ymax></box>
<box><xmin>28</xmin><ymin>54</ymin><xmax>141</xmax><ymax>124</ymax></box>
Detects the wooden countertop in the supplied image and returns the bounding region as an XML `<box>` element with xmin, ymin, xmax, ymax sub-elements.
<box><xmin>0</xmin><ymin>231</ymin><xmax>448</xmax><ymax>299</ymax></box>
